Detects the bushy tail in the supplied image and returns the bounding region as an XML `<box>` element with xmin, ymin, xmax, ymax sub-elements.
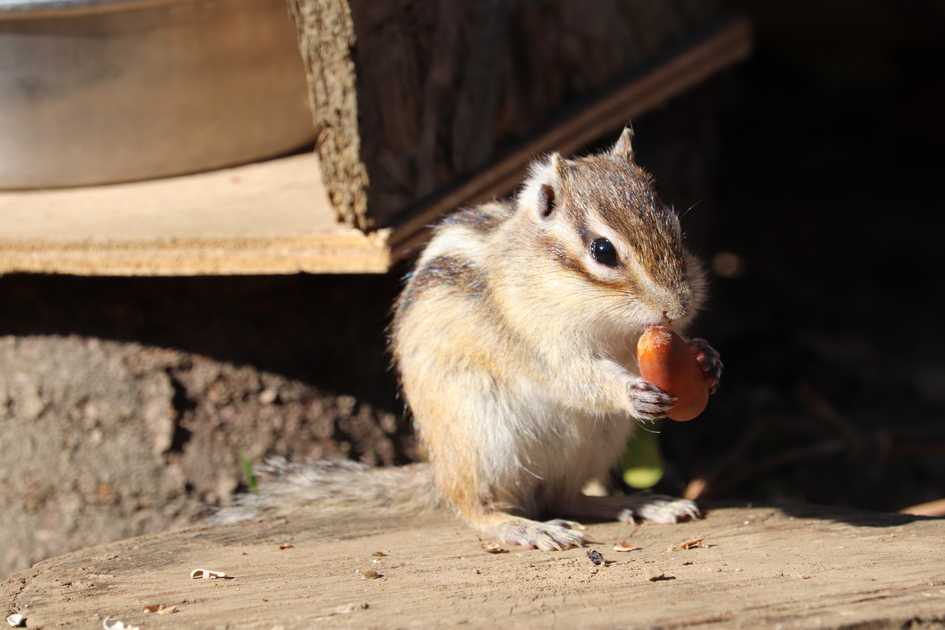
<box><xmin>211</xmin><ymin>458</ymin><xmax>441</xmax><ymax>524</ymax></box>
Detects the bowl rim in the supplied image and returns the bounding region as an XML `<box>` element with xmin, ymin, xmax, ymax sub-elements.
<box><xmin>0</xmin><ymin>0</ymin><xmax>203</xmax><ymax>19</ymax></box>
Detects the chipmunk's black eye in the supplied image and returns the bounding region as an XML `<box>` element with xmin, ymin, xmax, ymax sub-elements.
<box><xmin>591</xmin><ymin>238</ymin><xmax>618</xmax><ymax>267</ymax></box>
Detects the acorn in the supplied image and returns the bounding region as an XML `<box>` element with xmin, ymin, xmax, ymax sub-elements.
<box><xmin>636</xmin><ymin>326</ymin><xmax>709</xmax><ymax>421</ymax></box>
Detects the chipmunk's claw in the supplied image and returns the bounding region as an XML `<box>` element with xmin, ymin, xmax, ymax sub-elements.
<box><xmin>687</xmin><ymin>338</ymin><xmax>723</xmax><ymax>394</ymax></box>
<box><xmin>628</xmin><ymin>379</ymin><xmax>677</xmax><ymax>420</ymax></box>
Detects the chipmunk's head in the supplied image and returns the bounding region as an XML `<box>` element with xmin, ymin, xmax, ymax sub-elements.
<box><xmin>514</xmin><ymin>127</ymin><xmax>707</xmax><ymax>334</ymax></box>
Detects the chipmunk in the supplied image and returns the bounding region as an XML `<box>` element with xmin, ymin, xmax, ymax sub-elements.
<box><xmin>217</xmin><ymin>128</ymin><xmax>722</xmax><ymax>551</ymax></box>
<box><xmin>389</xmin><ymin>128</ymin><xmax>721</xmax><ymax>550</ymax></box>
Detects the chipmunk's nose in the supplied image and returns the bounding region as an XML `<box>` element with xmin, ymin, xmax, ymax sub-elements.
<box><xmin>662</xmin><ymin>301</ymin><xmax>690</xmax><ymax>322</ymax></box>
<box><xmin>648</xmin><ymin>289</ymin><xmax>691</xmax><ymax>323</ymax></box>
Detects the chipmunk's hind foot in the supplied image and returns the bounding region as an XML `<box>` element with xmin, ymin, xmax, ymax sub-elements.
<box><xmin>487</xmin><ymin>515</ymin><xmax>588</xmax><ymax>551</ymax></box>
<box><xmin>617</xmin><ymin>491</ymin><xmax>701</xmax><ymax>525</ymax></box>
<box><xmin>562</xmin><ymin>492</ymin><xmax>700</xmax><ymax>525</ymax></box>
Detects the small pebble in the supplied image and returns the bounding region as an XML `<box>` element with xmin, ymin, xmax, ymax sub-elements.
<box><xmin>360</xmin><ymin>570</ymin><xmax>379</xmax><ymax>580</ymax></box>
<box><xmin>586</xmin><ymin>549</ymin><xmax>604</xmax><ymax>565</ymax></box>
<box><xmin>644</xmin><ymin>568</ymin><xmax>665</xmax><ymax>582</ymax></box>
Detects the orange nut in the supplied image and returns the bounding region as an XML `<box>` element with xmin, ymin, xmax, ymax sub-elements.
<box><xmin>636</xmin><ymin>326</ymin><xmax>709</xmax><ymax>421</ymax></box>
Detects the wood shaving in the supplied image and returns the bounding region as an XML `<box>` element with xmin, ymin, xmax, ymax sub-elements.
<box><xmin>334</xmin><ymin>603</ymin><xmax>369</xmax><ymax>614</ymax></box>
<box><xmin>613</xmin><ymin>541</ymin><xmax>641</xmax><ymax>552</ymax></box>
<box><xmin>279</xmin><ymin>544</ymin><xmax>294</xmax><ymax>549</ymax></box>
<box><xmin>143</xmin><ymin>604</ymin><xmax>178</xmax><ymax>614</ymax></box>
<box><xmin>678</xmin><ymin>537</ymin><xmax>708</xmax><ymax>549</ymax></box>
<box><xmin>482</xmin><ymin>543</ymin><xmax>508</xmax><ymax>554</ymax></box>
<box><xmin>190</xmin><ymin>568</ymin><xmax>228</xmax><ymax>579</ymax></box>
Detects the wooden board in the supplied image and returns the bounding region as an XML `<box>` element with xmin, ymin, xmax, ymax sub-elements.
<box><xmin>0</xmin><ymin>152</ymin><xmax>390</xmax><ymax>276</ymax></box>
<box><xmin>3</xmin><ymin>504</ymin><xmax>944</xmax><ymax>628</ymax></box>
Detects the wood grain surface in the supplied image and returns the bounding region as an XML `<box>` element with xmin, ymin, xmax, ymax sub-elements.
<box><xmin>3</xmin><ymin>503</ymin><xmax>943</xmax><ymax>628</ymax></box>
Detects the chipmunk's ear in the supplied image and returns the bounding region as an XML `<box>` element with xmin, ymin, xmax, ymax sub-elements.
<box><xmin>522</xmin><ymin>153</ymin><xmax>564</xmax><ymax>221</ymax></box>
<box><xmin>538</xmin><ymin>183</ymin><xmax>556</xmax><ymax>219</ymax></box>
<box><xmin>611</xmin><ymin>127</ymin><xmax>635</xmax><ymax>161</ymax></box>
<box><xmin>538</xmin><ymin>153</ymin><xmax>563</xmax><ymax>219</ymax></box>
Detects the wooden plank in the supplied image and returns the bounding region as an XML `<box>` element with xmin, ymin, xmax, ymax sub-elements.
<box><xmin>4</xmin><ymin>504</ymin><xmax>944</xmax><ymax>628</ymax></box>
<box><xmin>389</xmin><ymin>16</ymin><xmax>752</xmax><ymax>260</ymax></box>
<box><xmin>0</xmin><ymin>152</ymin><xmax>391</xmax><ymax>275</ymax></box>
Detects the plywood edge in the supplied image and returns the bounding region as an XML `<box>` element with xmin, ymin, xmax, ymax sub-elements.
<box><xmin>0</xmin><ymin>152</ymin><xmax>391</xmax><ymax>276</ymax></box>
<box><xmin>388</xmin><ymin>15</ymin><xmax>753</xmax><ymax>260</ymax></box>
<box><xmin>0</xmin><ymin>231</ymin><xmax>391</xmax><ymax>276</ymax></box>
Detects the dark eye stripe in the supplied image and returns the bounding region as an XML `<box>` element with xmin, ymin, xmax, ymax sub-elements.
<box><xmin>591</xmin><ymin>238</ymin><xmax>619</xmax><ymax>267</ymax></box>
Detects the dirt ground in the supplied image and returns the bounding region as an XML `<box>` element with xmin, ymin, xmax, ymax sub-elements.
<box><xmin>4</xmin><ymin>503</ymin><xmax>945</xmax><ymax>629</ymax></box>
<box><xmin>0</xmin><ymin>334</ymin><xmax>414</xmax><ymax>580</ymax></box>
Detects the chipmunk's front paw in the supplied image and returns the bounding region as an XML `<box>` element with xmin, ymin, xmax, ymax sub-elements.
<box><xmin>687</xmin><ymin>338</ymin><xmax>723</xmax><ymax>394</ymax></box>
<box><xmin>628</xmin><ymin>379</ymin><xmax>676</xmax><ymax>420</ymax></box>
<box><xmin>491</xmin><ymin>517</ymin><xmax>587</xmax><ymax>551</ymax></box>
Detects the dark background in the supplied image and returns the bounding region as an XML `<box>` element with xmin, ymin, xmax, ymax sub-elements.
<box><xmin>2</xmin><ymin>0</ymin><xmax>943</xmax><ymax>512</ymax></box>
<box><xmin>660</xmin><ymin>0</ymin><xmax>945</xmax><ymax>510</ymax></box>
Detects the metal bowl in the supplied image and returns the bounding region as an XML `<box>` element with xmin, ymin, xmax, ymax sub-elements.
<box><xmin>0</xmin><ymin>0</ymin><xmax>316</xmax><ymax>188</ymax></box>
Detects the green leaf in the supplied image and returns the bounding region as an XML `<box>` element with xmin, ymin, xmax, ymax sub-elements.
<box><xmin>621</xmin><ymin>428</ymin><xmax>664</xmax><ymax>489</ymax></box>
<box><xmin>239</xmin><ymin>447</ymin><xmax>259</xmax><ymax>495</ymax></box>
